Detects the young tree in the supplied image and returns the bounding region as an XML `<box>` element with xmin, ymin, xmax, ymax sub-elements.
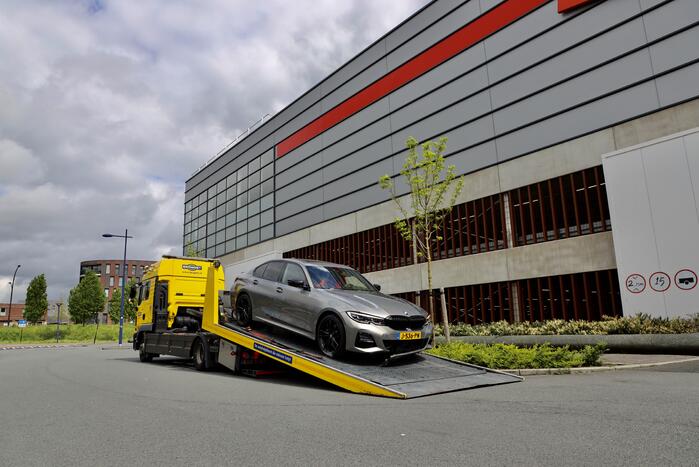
<box><xmin>68</xmin><ymin>271</ymin><xmax>106</xmax><ymax>325</ymax></box>
<box><xmin>185</xmin><ymin>244</ymin><xmax>200</xmax><ymax>257</ymax></box>
<box><xmin>108</xmin><ymin>279</ymin><xmax>138</xmax><ymax>324</ymax></box>
<box><xmin>379</xmin><ymin>137</ymin><xmax>464</xmax><ymax>342</ymax></box>
<box><xmin>24</xmin><ymin>274</ymin><xmax>48</xmax><ymax>323</ymax></box>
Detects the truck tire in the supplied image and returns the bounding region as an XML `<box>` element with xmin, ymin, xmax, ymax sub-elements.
<box><xmin>193</xmin><ymin>339</ymin><xmax>209</xmax><ymax>371</ymax></box>
<box><xmin>139</xmin><ymin>342</ymin><xmax>157</xmax><ymax>362</ymax></box>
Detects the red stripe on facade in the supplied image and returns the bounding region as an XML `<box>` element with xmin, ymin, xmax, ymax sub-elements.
<box><xmin>276</xmin><ymin>0</ymin><xmax>549</xmax><ymax>158</ymax></box>
<box><xmin>558</xmin><ymin>0</ymin><xmax>596</xmax><ymax>14</ymax></box>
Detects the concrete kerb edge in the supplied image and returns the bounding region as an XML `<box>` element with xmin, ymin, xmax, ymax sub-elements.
<box><xmin>0</xmin><ymin>343</ymin><xmax>90</xmax><ymax>351</ymax></box>
<box><xmin>502</xmin><ymin>356</ymin><xmax>699</xmax><ymax>376</ymax></box>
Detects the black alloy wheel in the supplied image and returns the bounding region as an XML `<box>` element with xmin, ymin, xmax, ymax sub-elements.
<box><xmin>236</xmin><ymin>294</ymin><xmax>253</xmax><ymax>328</ymax></box>
<box><xmin>317</xmin><ymin>314</ymin><xmax>346</xmax><ymax>359</ymax></box>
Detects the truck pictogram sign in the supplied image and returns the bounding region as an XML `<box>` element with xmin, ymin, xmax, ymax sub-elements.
<box><xmin>674</xmin><ymin>269</ymin><xmax>697</xmax><ymax>291</ymax></box>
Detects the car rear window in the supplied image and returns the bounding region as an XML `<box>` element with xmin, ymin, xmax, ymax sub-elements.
<box><xmin>262</xmin><ymin>261</ymin><xmax>284</xmax><ymax>282</ymax></box>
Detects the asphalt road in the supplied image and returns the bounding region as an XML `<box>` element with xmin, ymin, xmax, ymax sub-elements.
<box><xmin>0</xmin><ymin>346</ymin><xmax>697</xmax><ymax>467</ymax></box>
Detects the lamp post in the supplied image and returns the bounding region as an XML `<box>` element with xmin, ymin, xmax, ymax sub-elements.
<box><xmin>102</xmin><ymin>230</ymin><xmax>132</xmax><ymax>345</ymax></box>
<box><xmin>7</xmin><ymin>264</ymin><xmax>20</xmax><ymax>326</ymax></box>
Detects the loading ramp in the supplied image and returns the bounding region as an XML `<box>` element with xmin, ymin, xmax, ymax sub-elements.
<box><xmin>201</xmin><ymin>268</ymin><xmax>522</xmax><ymax>398</ymax></box>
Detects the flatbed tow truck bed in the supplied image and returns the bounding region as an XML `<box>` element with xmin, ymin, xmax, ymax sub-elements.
<box><xmin>197</xmin><ymin>269</ymin><xmax>521</xmax><ymax>398</ymax></box>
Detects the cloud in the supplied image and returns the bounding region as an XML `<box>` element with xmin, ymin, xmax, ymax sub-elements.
<box><xmin>0</xmin><ymin>0</ymin><xmax>428</xmax><ymax>302</ymax></box>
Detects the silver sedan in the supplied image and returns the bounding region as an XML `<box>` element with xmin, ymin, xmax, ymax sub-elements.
<box><xmin>230</xmin><ymin>259</ymin><xmax>433</xmax><ymax>359</ymax></box>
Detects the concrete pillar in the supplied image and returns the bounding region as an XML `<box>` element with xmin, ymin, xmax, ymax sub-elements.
<box><xmin>502</xmin><ymin>192</ymin><xmax>515</xmax><ymax>249</ymax></box>
<box><xmin>510</xmin><ymin>283</ymin><xmax>521</xmax><ymax>323</ymax></box>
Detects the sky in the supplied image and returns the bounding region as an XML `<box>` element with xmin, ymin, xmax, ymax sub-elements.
<box><xmin>0</xmin><ymin>0</ymin><xmax>428</xmax><ymax>303</ymax></box>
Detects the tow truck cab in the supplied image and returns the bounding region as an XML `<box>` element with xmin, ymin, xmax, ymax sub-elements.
<box><xmin>132</xmin><ymin>256</ymin><xmax>225</xmax><ymax>352</ymax></box>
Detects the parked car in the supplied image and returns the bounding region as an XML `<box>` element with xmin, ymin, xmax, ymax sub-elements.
<box><xmin>230</xmin><ymin>259</ymin><xmax>432</xmax><ymax>359</ymax></box>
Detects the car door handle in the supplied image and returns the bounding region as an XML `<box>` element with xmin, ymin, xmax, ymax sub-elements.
<box><xmin>276</xmin><ymin>287</ymin><xmax>283</xmax><ymax>293</ymax></box>
<box><xmin>253</xmin><ymin>280</ymin><xmax>258</xmax><ymax>285</ymax></box>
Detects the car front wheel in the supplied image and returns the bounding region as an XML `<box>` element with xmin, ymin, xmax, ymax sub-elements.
<box><xmin>317</xmin><ymin>314</ymin><xmax>345</xmax><ymax>359</ymax></box>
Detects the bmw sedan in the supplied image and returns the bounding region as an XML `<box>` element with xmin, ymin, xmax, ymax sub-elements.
<box><xmin>230</xmin><ymin>259</ymin><xmax>433</xmax><ymax>359</ymax></box>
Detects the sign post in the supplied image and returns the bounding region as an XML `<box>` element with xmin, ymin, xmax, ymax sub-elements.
<box><xmin>18</xmin><ymin>320</ymin><xmax>26</xmax><ymax>343</ymax></box>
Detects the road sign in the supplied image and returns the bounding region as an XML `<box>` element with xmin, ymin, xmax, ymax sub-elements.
<box><xmin>625</xmin><ymin>274</ymin><xmax>646</xmax><ymax>293</ymax></box>
<box><xmin>18</xmin><ymin>320</ymin><xmax>27</xmax><ymax>328</ymax></box>
<box><xmin>649</xmin><ymin>272</ymin><xmax>671</xmax><ymax>292</ymax></box>
<box><xmin>674</xmin><ymin>269</ymin><xmax>697</xmax><ymax>291</ymax></box>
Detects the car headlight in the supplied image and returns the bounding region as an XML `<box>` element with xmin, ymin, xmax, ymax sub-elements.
<box><xmin>346</xmin><ymin>311</ymin><xmax>385</xmax><ymax>326</ymax></box>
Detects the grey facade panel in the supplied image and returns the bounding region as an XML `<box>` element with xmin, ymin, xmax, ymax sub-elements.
<box><xmin>389</xmin><ymin>42</ymin><xmax>487</xmax><ymax>110</ymax></box>
<box><xmin>489</xmin><ymin>18</ymin><xmax>648</xmax><ymax>109</ymax></box>
<box><xmin>386</xmin><ymin>0</ymin><xmax>481</xmax><ymax>70</ymax></box>
<box><xmin>322</xmin><ymin>184</ymin><xmax>391</xmax><ymax>222</ymax></box>
<box><xmin>655</xmin><ymin>61</ymin><xmax>699</xmax><ymax>107</ymax></box>
<box><xmin>321</xmin><ymin>97</ymin><xmax>390</xmax><ymax>147</ymax></box>
<box><xmin>275</xmin><ymin>134</ymin><xmax>322</xmax><ymax>173</ymax></box>
<box><xmin>322</xmin><ymin>117</ymin><xmax>392</xmax><ymax>166</ymax></box>
<box><xmin>479</xmin><ymin>0</ymin><xmax>506</xmax><ymax>13</ymax></box>
<box><xmin>323</xmin><ymin>158</ymin><xmax>394</xmax><ymax>204</ymax></box>
<box><xmin>445</xmin><ymin>140</ymin><xmax>499</xmax><ymax>178</ymax></box>
<box><xmin>642</xmin><ymin>0</ymin><xmax>699</xmax><ymax>42</ymax></box>
<box><xmin>275</xmin><ymin>151</ymin><xmax>323</xmax><ymax>190</ymax></box>
<box><xmin>276</xmin><ymin>186</ymin><xmax>324</xmax><ymax>220</ymax></box>
<box><xmin>320</xmin><ymin>40</ymin><xmax>387</xmax><ymax>99</ymax></box>
<box><xmin>495</xmin><ymin>81</ymin><xmax>660</xmax><ymax>162</ymax></box>
<box><xmin>323</xmin><ymin>139</ymin><xmax>392</xmax><ymax>185</ymax></box>
<box><xmin>385</xmin><ymin>0</ymin><xmax>466</xmax><ymax>51</ymax></box>
<box><xmin>275</xmin><ymin>206</ymin><xmax>323</xmax><ymax>236</ymax></box>
<box><xmin>321</xmin><ymin>60</ymin><xmax>389</xmax><ymax>113</ymax></box>
<box><xmin>272</xmin><ymin>102</ymin><xmax>323</xmax><ymax>145</ymax></box>
<box><xmin>390</xmin><ymin>68</ymin><xmax>490</xmax><ymax>130</ymax></box>
<box><xmin>487</xmin><ymin>0</ymin><xmax>641</xmax><ymax>83</ymax></box>
<box><xmin>275</xmin><ymin>172</ymin><xmax>323</xmax><ymax>206</ymax></box>
<box><xmin>648</xmin><ymin>24</ymin><xmax>699</xmax><ymax>75</ymax></box>
<box><xmin>492</xmin><ymin>49</ymin><xmax>655</xmax><ymax>135</ymax></box>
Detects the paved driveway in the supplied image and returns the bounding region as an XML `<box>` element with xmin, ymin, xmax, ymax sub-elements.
<box><xmin>0</xmin><ymin>346</ymin><xmax>697</xmax><ymax>466</ymax></box>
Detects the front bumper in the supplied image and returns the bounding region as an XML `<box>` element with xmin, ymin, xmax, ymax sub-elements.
<box><xmin>342</xmin><ymin>318</ymin><xmax>434</xmax><ymax>355</ymax></box>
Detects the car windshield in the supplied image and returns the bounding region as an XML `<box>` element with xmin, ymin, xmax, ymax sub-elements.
<box><xmin>306</xmin><ymin>265</ymin><xmax>376</xmax><ymax>291</ymax></box>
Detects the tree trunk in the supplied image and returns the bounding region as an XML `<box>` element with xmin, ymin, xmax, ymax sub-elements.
<box><xmin>440</xmin><ymin>288</ymin><xmax>451</xmax><ymax>343</ymax></box>
<box><xmin>426</xmin><ymin>249</ymin><xmax>435</xmax><ymax>325</ymax></box>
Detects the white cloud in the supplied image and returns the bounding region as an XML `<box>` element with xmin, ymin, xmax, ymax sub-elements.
<box><xmin>0</xmin><ymin>0</ymin><xmax>428</xmax><ymax>302</ymax></box>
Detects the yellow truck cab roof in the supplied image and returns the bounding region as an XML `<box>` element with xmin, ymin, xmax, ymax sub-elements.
<box><xmin>143</xmin><ymin>256</ymin><xmax>221</xmax><ymax>281</ymax></box>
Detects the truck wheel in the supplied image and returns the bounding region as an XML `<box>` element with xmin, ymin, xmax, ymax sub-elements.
<box><xmin>193</xmin><ymin>339</ymin><xmax>209</xmax><ymax>371</ymax></box>
<box><xmin>236</xmin><ymin>294</ymin><xmax>253</xmax><ymax>328</ymax></box>
<box><xmin>317</xmin><ymin>314</ymin><xmax>345</xmax><ymax>359</ymax></box>
<box><xmin>139</xmin><ymin>343</ymin><xmax>156</xmax><ymax>362</ymax></box>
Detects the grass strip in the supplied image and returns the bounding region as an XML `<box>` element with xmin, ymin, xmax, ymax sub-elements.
<box><xmin>0</xmin><ymin>324</ymin><xmax>136</xmax><ymax>344</ymax></box>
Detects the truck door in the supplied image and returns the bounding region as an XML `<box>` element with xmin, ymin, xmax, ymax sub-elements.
<box><xmin>153</xmin><ymin>281</ymin><xmax>169</xmax><ymax>332</ymax></box>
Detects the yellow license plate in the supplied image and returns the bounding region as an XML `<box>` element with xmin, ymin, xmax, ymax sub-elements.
<box><xmin>399</xmin><ymin>331</ymin><xmax>422</xmax><ymax>340</ymax></box>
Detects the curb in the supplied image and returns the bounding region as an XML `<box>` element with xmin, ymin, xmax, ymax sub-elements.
<box><xmin>0</xmin><ymin>344</ymin><xmax>89</xmax><ymax>351</ymax></box>
<box><xmin>501</xmin><ymin>356</ymin><xmax>699</xmax><ymax>376</ymax></box>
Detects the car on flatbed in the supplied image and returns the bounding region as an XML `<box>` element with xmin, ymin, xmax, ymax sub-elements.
<box><xmin>230</xmin><ymin>259</ymin><xmax>433</xmax><ymax>358</ymax></box>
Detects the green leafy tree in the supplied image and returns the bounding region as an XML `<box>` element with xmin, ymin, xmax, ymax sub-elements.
<box><xmin>379</xmin><ymin>137</ymin><xmax>464</xmax><ymax>342</ymax></box>
<box><xmin>108</xmin><ymin>279</ymin><xmax>138</xmax><ymax>324</ymax></box>
<box><xmin>24</xmin><ymin>274</ymin><xmax>48</xmax><ymax>323</ymax></box>
<box><xmin>68</xmin><ymin>271</ymin><xmax>106</xmax><ymax>325</ymax></box>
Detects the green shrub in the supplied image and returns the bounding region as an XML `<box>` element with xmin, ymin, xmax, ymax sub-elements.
<box><xmin>427</xmin><ymin>342</ymin><xmax>607</xmax><ymax>369</ymax></box>
<box><xmin>434</xmin><ymin>313</ymin><xmax>699</xmax><ymax>337</ymax></box>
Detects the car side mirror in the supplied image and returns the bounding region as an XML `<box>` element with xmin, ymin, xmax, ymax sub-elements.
<box><xmin>288</xmin><ymin>279</ymin><xmax>310</xmax><ymax>291</ymax></box>
<box><xmin>373</xmin><ymin>284</ymin><xmax>381</xmax><ymax>292</ymax></box>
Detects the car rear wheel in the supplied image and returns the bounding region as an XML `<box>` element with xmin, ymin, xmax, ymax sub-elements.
<box><xmin>317</xmin><ymin>314</ymin><xmax>345</xmax><ymax>359</ymax></box>
<box><xmin>236</xmin><ymin>294</ymin><xmax>253</xmax><ymax>328</ymax></box>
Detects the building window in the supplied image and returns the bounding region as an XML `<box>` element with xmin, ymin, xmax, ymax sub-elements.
<box><xmin>109</xmin><ymin>277</ymin><xmax>114</xmax><ymax>287</ymax></box>
<box><xmin>104</xmin><ymin>288</ymin><xmax>109</xmax><ymax>297</ymax></box>
<box><xmin>105</xmin><ymin>264</ymin><xmax>111</xmax><ymax>274</ymax></box>
<box><xmin>115</xmin><ymin>264</ymin><xmax>120</xmax><ymax>276</ymax></box>
<box><xmin>0</xmin><ymin>307</ymin><xmax>5</xmax><ymax>316</ymax></box>
<box><xmin>131</xmin><ymin>265</ymin><xmax>136</xmax><ymax>275</ymax></box>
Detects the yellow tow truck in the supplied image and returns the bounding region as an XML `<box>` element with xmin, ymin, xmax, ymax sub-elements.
<box><xmin>132</xmin><ymin>255</ymin><xmax>521</xmax><ymax>398</ymax></box>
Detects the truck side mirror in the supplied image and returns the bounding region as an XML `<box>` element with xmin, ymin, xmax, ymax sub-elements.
<box><xmin>129</xmin><ymin>285</ymin><xmax>138</xmax><ymax>300</ymax></box>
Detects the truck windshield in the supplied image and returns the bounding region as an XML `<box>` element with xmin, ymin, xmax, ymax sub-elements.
<box><xmin>306</xmin><ymin>265</ymin><xmax>375</xmax><ymax>292</ymax></box>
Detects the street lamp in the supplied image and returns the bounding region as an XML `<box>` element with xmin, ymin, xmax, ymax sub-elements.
<box><xmin>102</xmin><ymin>230</ymin><xmax>133</xmax><ymax>345</ymax></box>
<box><xmin>7</xmin><ymin>264</ymin><xmax>20</xmax><ymax>326</ymax></box>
